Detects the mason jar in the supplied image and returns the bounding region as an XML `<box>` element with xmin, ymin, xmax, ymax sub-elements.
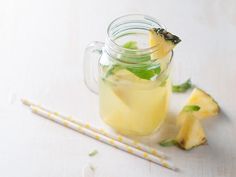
<box><xmin>84</xmin><ymin>14</ymin><xmax>173</xmax><ymax>136</ymax></box>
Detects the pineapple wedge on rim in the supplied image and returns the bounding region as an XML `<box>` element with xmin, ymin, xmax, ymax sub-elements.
<box><xmin>177</xmin><ymin>88</ymin><xmax>220</xmax><ymax>126</ymax></box>
<box><xmin>176</xmin><ymin>113</ymin><xmax>207</xmax><ymax>150</ymax></box>
<box><xmin>149</xmin><ymin>28</ymin><xmax>181</xmax><ymax>59</ymax></box>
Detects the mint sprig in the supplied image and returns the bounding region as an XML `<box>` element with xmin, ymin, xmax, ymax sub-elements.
<box><xmin>127</xmin><ymin>63</ymin><xmax>160</xmax><ymax>80</ymax></box>
<box><xmin>122</xmin><ymin>41</ymin><xmax>151</xmax><ymax>63</ymax></box>
<box><xmin>183</xmin><ymin>105</ymin><xmax>201</xmax><ymax>112</ymax></box>
<box><xmin>123</xmin><ymin>41</ymin><xmax>138</xmax><ymax>49</ymax></box>
<box><xmin>159</xmin><ymin>139</ymin><xmax>178</xmax><ymax>147</ymax></box>
<box><xmin>88</xmin><ymin>150</ymin><xmax>98</xmax><ymax>157</ymax></box>
<box><xmin>105</xmin><ymin>41</ymin><xmax>161</xmax><ymax>80</ymax></box>
<box><xmin>172</xmin><ymin>79</ymin><xmax>192</xmax><ymax>93</ymax></box>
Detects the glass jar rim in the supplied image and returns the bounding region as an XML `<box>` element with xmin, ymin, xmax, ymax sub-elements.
<box><xmin>106</xmin><ymin>14</ymin><xmax>166</xmax><ymax>58</ymax></box>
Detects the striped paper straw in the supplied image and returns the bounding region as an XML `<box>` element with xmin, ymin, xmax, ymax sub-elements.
<box><xmin>21</xmin><ymin>99</ymin><xmax>167</xmax><ymax>159</ymax></box>
<box><xmin>22</xmin><ymin>101</ymin><xmax>178</xmax><ymax>171</ymax></box>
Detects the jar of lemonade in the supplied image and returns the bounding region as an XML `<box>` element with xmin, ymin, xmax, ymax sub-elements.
<box><xmin>84</xmin><ymin>14</ymin><xmax>180</xmax><ymax>136</ymax></box>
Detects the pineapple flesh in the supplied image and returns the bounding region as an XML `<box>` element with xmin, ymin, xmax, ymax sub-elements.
<box><xmin>177</xmin><ymin>88</ymin><xmax>220</xmax><ymax>126</ymax></box>
<box><xmin>176</xmin><ymin>113</ymin><xmax>207</xmax><ymax>150</ymax></box>
<box><xmin>149</xmin><ymin>28</ymin><xmax>181</xmax><ymax>59</ymax></box>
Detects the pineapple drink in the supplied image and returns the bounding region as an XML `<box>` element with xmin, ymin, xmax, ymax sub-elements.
<box><xmin>98</xmin><ymin>25</ymin><xmax>180</xmax><ymax>135</ymax></box>
<box><xmin>84</xmin><ymin>15</ymin><xmax>181</xmax><ymax>136</ymax></box>
<box><xmin>99</xmin><ymin>69</ymin><xmax>171</xmax><ymax>135</ymax></box>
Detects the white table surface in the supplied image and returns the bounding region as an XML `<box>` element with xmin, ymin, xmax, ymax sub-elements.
<box><xmin>0</xmin><ymin>0</ymin><xmax>236</xmax><ymax>176</ymax></box>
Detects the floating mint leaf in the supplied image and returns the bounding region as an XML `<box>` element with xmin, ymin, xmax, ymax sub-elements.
<box><xmin>123</xmin><ymin>41</ymin><xmax>138</xmax><ymax>49</ymax></box>
<box><xmin>88</xmin><ymin>150</ymin><xmax>98</xmax><ymax>157</ymax></box>
<box><xmin>159</xmin><ymin>139</ymin><xmax>178</xmax><ymax>147</ymax></box>
<box><xmin>127</xmin><ymin>63</ymin><xmax>161</xmax><ymax>80</ymax></box>
<box><xmin>122</xmin><ymin>41</ymin><xmax>150</xmax><ymax>63</ymax></box>
<box><xmin>183</xmin><ymin>105</ymin><xmax>200</xmax><ymax>112</ymax></box>
<box><xmin>172</xmin><ymin>79</ymin><xmax>192</xmax><ymax>93</ymax></box>
<box><xmin>104</xmin><ymin>41</ymin><xmax>161</xmax><ymax>80</ymax></box>
<box><xmin>123</xmin><ymin>41</ymin><xmax>151</xmax><ymax>63</ymax></box>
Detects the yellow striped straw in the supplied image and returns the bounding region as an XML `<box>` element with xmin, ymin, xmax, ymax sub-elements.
<box><xmin>22</xmin><ymin>99</ymin><xmax>178</xmax><ymax>171</ymax></box>
<box><xmin>21</xmin><ymin>99</ymin><xmax>167</xmax><ymax>159</ymax></box>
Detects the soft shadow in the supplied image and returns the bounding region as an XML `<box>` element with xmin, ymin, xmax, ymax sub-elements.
<box><xmin>218</xmin><ymin>108</ymin><xmax>232</xmax><ymax>123</ymax></box>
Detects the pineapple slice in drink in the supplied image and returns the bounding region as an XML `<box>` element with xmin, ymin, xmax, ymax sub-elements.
<box><xmin>149</xmin><ymin>28</ymin><xmax>181</xmax><ymax>70</ymax></box>
<box><xmin>101</xmin><ymin>68</ymin><xmax>171</xmax><ymax>135</ymax></box>
<box><xmin>110</xmin><ymin>68</ymin><xmax>143</xmax><ymax>82</ymax></box>
<box><xmin>176</xmin><ymin>113</ymin><xmax>207</xmax><ymax>150</ymax></box>
<box><xmin>107</xmin><ymin>69</ymin><xmax>149</xmax><ymax>106</ymax></box>
<box><xmin>177</xmin><ymin>88</ymin><xmax>220</xmax><ymax>125</ymax></box>
<box><xmin>149</xmin><ymin>28</ymin><xmax>181</xmax><ymax>59</ymax></box>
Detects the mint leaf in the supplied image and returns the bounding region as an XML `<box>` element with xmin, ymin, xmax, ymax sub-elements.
<box><xmin>123</xmin><ymin>41</ymin><xmax>138</xmax><ymax>49</ymax></box>
<box><xmin>88</xmin><ymin>150</ymin><xmax>98</xmax><ymax>157</ymax></box>
<box><xmin>183</xmin><ymin>105</ymin><xmax>200</xmax><ymax>112</ymax></box>
<box><xmin>127</xmin><ymin>63</ymin><xmax>161</xmax><ymax>80</ymax></box>
<box><xmin>105</xmin><ymin>63</ymin><xmax>160</xmax><ymax>80</ymax></box>
<box><xmin>122</xmin><ymin>41</ymin><xmax>159</xmax><ymax>80</ymax></box>
<box><xmin>159</xmin><ymin>139</ymin><xmax>178</xmax><ymax>147</ymax></box>
<box><xmin>122</xmin><ymin>41</ymin><xmax>150</xmax><ymax>63</ymax></box>
<box><xmin>172</xmin><ymin>79</ymin><xmax>192</xmax><ymax>93</ymax></box>
<box><xmin>104</xmin><ymin>41</ymin><xmax>161</xmax><ymax>80</ymax></box>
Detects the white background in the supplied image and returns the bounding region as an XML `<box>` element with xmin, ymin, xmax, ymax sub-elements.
<box><xmin>0</xmin><ymin>0</ymin><xmax>236</xmax><ymax>177</ymax></box>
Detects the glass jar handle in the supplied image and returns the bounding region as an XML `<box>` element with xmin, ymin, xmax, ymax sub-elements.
<box><xmin>83</xmin><ymin>41</ymin><xmax>104</xmax><ymax>94</ymax></box>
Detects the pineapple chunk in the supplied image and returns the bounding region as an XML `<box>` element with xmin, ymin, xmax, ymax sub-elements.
<box><xmin>177</xmin><ymin>88</ymin><xmax>219</xmax><ymax>125</ymax></box>
<box><xmin>176</xmin><ymin>114</ymin><xmax>207</xmax><ymax>150</ymax></box>
<box><xmin>185</xmin><ymin>88</ymin><xmax>219</xmax><ymax>120</ymax></box>
<box><xmin>176</xmin><ymin>111</ymin><xmax>191</xmax><ymax>126</ymax></box>
<box><xmin>108</xmin><ymin>69</ymin><xmax>148</xmax><ymax>106</ymax></box>
<box><xmin>175</xmin><ymin>88</ymin><xmax>218</xmax><ymax>150</ymax></box>
<box><xmin>149</xmin><ymin>28</ymin><xmax>181</xmax><ymax>59</ymax></box>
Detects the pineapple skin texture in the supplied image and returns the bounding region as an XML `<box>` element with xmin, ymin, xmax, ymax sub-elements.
<box><xmin>176</xmin><ymin>114</ymin><xmax>207</xmax><ymax>150</ymax></box>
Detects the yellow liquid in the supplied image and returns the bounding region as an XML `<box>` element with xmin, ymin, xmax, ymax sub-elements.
<box><xmin>99</xmin><ymin>70</ymin><xmax>171</xmax><ymax>136</ymax></box>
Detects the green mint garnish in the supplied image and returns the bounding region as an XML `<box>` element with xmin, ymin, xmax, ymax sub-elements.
<box><xmin>172</xmin><ymin>79</ymin><xmax>192</xmax><ymax>93</ymax></box>
<box><xmin>104</xmin><ymin>41</ymin><xmax>161</xmax><ymax>80</ymax></box>
<box><xmin>88</xmin><ymin>150</ymin><xmax>98</xmax><ymax>157</ymax></box>
<box><xmin>122</xmin><ymin>41</ymin><xmax>160</xmax><ymax>80</ymax></box>
<box><xmin>127</xmin><ymin>63</ymin><xmax>160</xmax><ymax>80</ymax></box>
<box><xmin>123</xmin><ymin>41</ymin><xmax>138</xmax><ymax>49</ymax></box>
<box><xmin>122</xmin><ymin>41</ymin><xmax>150</xmax><ymax>63</ymax></box>
<box><xmin>183</xmin><ymin>105</ymin><xmax>201</xmax><ymax>112</ymax></box>
<box><xmin>159</xmin><ymin>139</ymin><xmax>178</xmax><ymax>147</ymax></box>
